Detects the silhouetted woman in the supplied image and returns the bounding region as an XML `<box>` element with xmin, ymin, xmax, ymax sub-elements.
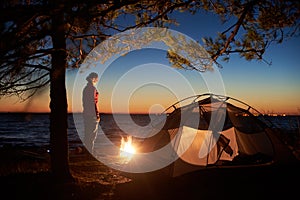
<box><xmin>82</xmin><ymin>72</ymin><xmax>100</xmax><ymax>153</ymax></box>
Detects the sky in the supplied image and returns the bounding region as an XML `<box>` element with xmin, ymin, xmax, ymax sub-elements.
<box><xmin>0</xmin><ymin>10</ymin><xmax>299</xmax><ymax>115</ymax></box>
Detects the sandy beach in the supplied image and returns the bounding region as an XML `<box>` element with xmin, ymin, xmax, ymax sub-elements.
<box><xmin>0</xmin><ymin>145</ymin><xmax>299</xmax><ymax>200</ymax></box>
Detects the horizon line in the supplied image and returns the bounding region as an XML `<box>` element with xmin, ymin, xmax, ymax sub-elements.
<box><xmin>0</xmin><ymin>111</ymin><xmax>299</xmax><ymax>116</ymax></box>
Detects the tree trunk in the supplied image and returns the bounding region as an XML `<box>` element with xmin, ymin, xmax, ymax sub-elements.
<box><xmin>49</xmin><ymin>6</ymin><xmax>73</xmax><ymax>182</ymax></box>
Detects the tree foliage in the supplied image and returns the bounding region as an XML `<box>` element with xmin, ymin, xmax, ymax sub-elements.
<box><xmin>0</xmin><ymin>0</ymin><xmax>190</xmax><ymax>99</ymax></box>
<box><xmin>82</xmin><ymin>27</ymin><xmax>213</xmax><ymax>73</ymax></box>
<box><xmin>201</xmin><ymin>0</ymin><xmax>300</xmax><ymax>65</ymax></box>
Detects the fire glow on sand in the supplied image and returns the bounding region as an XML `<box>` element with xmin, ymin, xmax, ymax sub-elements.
<box><xmin>119</xmin><ymin>135</ymin><xmax>136</xmax><ymax>160</ymax></box>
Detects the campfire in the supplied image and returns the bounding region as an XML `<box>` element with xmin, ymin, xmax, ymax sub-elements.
<box><xmin>119</xmin><ymin>135</ymin><xmax>136</xmax><ymax>159</ymax></box>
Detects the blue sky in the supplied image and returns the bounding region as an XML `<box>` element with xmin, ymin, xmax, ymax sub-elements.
<box><xmin>0</xmin><ymin>10</ymin><xmax>299</xmax><ymax>115</ymax></box>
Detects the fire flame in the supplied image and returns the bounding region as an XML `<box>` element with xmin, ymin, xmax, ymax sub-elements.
<box><xmin>120</xmin><ymin>135</ymin><xmax>136</xmax><ymax>159</ymax></box>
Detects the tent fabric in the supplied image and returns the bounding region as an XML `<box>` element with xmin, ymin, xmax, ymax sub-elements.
<box><xmin>136</xmin><ymin>94</ymin><xmax>296</xmax><ymax>177</ymax></box>
<box><xmin>174</xmin><ymin>127</ymin><xmax>238</xmax><ymax>166</ymax></box>
<box><xmin>235</xmin><ymin>129</ymin><xmax>273</xmax><ymax>156</ymax></box>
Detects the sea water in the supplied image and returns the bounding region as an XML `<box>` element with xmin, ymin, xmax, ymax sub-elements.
<box><xmin>0</xmin><ymin>113</ymin><xmax>299</xmax><ymax>149</ymax></box>
<box><xmin>0</xmin><ymin>113</ymin><xmax>153</xmax><ymax>148</ymax></box>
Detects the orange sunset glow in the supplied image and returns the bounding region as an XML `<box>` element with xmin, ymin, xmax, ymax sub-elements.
<box><xmin>1</xmin><ymin>87</ymin><xmax>299</xmax><ymax>115</ymax></box>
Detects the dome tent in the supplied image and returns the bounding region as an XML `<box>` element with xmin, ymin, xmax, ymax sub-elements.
<box><xmin>133</xmin><ymin>93</ymin><xmax>297</xmax><ymax>177</ymax></box>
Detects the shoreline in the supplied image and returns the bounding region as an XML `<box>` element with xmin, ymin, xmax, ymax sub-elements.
<box><xmin>0</xmin><ymin>145</ymin><xmax>130</xmax><ymax>199</ymax></box>
<box><xmin>1</xmin><ymin>145</ymin><xmax>300</xmax><ymax>199</ymax></box>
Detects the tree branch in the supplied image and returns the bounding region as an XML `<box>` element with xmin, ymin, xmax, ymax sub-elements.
<box><xmin>211</xmin><ymin>1</ymin><xmax>257</xmax><ymax>62</ymax></box>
